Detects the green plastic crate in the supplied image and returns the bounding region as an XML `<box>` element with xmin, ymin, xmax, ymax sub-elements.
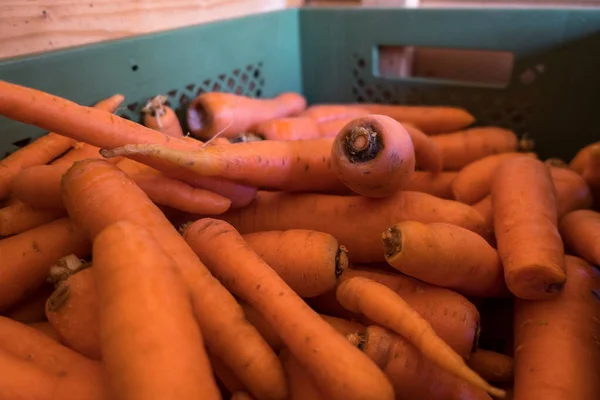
<box><xmin>1</xmin><ymin>7</ymin><xmax>599</xmax><ymax>161</ymax></box>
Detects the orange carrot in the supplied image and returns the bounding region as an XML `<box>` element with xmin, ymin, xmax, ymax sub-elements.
<box><xmin>183</xmin><ymin>218</ymin><xmax>395</xmax><ymax>400</ymax></box>
<box><xmin>250</xmin><ymin>117</ymin><xmax>321</xmax><ymax>140</ymax></box>
<box><xmin>242</xmin><ymin>230</ymin><xmax>348</xmax><ymax>298</ymax></box>
<box><xmin>550</xmin><ymin>165</ymin><xmax>593</xmax><ymax>217</ymax></box>
<box><xmin>350</xmin><ymin>325</ymin><xmax>493</xmax><ymax>400</ymax></box>
<box><xmin>10</xmin><ymin>165</ymin><xmax>65</xmax><ymax>209</ymax></box>
<box><xmin>382</xmin><ymin>221</ymin><xmax>507</xmax><ymax>297</ymax></box>
<box><xmin>513</xmin><ymin>256</ymin><xmax>600</xmax><ymax>400</ymax></box>
<box><xmin>582</xmin><ymin>144</ymin><xmax>600</xmax><ymax>209</ymax></box>
<box><xmin>318</xmin><ymin>116</ymin><xmax>357</xmax><ymax>137</ymax></box>
<box><xmin>142</xmin><ymin>95</ymin><xmax>184</xmax><ymax>138</ymax></box>
<box><xmin>61</xmin><ymin>159</ymin><xmax>284</xmax><ymax>400</ymax></box>
<box><xmin>452</xmin><ymin>152</ymin><xmax>537</xmax><ymax>204</ymax></box>
<box><xmin>336</xmin><ymin>277</ymin><xmax>504</xmax><ymax>397</ymax></box>
<box><xmin>569</xmin><ymin>140</ymin><xmax>600</xmax><ymax>174</ymax></box>
<box><xmin>279</xmin><ymin>348</ymin><xmax>326</xmax><ymax>400</ymax></box>
<box><xmin>473</xmin><ymin>195</ymin><xmax>494</xmax><ymax>231</ymax></box>
<box><xmin>231</xmin><ymin>392</ymin><xmax>257</xmax><ymax>400</ymax></box>
<box><xmin>403</xmin><ymin>123</ymin><xmax>444</xmax><ymax>173</ymax></box>
<box><xmin>0</xmin><ymin>201</ymin><xmax>66</xmax><ymax>236</ymax></box>
<box><xmin>50</xmin><ymin>141</ymin><xmax>110</xmax><ymax>166</ymax></box>
<box><xmin>300</xmin><ymin>104</ymin><xmax>370</xmax><ymax>123</ymax></box>
<box><xmin>28</xmin><ymin>321</ymin><xmax>60</xmax><ymax>341</ymax></box>
<box><xmin>431</xmin><ymin>127</ymin><xmax>519</xmax><ymax>170</ymax></box>
<box><xmin>94</xmin><ymin>220</ymin><xmax>221</xmax><ymax>400</ymax></box>
<box><xmin>353</xmin><ymin>104</ymin><xmax>475</xmax><ymax>134</ymax></box>
<box><xmin>468</xmin><ymin>349</ymin><xmax>514</xmax><ymax>383</ymax></box>
<box><xmin>209</xmin><ymin>351</ymin><xmax>246</xmax><ymax>395</ymax></box>
<box><xmin>218</xmin><ymin>190</ymin><xmax>489</xmax><ymax>263</ymax></box>
<box><xmin>187</xmin><ymin>92</ymin><xmax>306</xmax><ymax>139</ymax></box>
<box><xmin>0</xmin><ymin>217</ymin><xmax>89</xmax><ymax>312</ymax></box>
<box><xmin>240</xmin><ymin>302</ymin><xmax>285</xmax><ymax>351</ymax></box>
<box><xmin>492</xmin><ymin>156</ymin><xmax>566</xmax><ymax>300</ymax></box>
<box><xmin>405</xmin><ymin>171</ymin><xmax>457</xmax><ymax>199</ymax></box>
<box><xmin>3</xmin><ymin>283</ymin><xmax>53</xmax><ymax>323</ymax></box>
<box><xmin>559</xmin><ymin>209</ymin><xmax>600</xmax><ymax>266</ymax></box>
<box><xmin>330</xmin><ymin>114</ymin><xmax>415</xmax><ymax>197</ymax></box>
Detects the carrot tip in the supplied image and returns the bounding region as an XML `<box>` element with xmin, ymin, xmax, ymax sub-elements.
<box><xmin>381</xmin><ymin>226</ymin><xmax>401</xmax><ymax>259</ymax></box>
<box><xmin>336</xmin><ymin>246</ymin><xmax>349</xmax><ymax>278</ymax></box>
<box><xmin>488</xmin><ymin>386</ymin><xmax>507</xmax><ymax>398</ymax></box>
<box><xmin>46</xmin><ymin>283</ymin><xmax>70</xmax><ymax>312</ymax></box>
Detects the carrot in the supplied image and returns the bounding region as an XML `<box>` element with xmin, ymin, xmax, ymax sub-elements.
<box><xmin>300</xmin><ymin>104</ymin><xmax>370</xmax><ymax>123</ymax></box>
<box><xmin>10</xmin><ymin>165</ymin><xmax>65</xmax><ymax>209</ymax></box>
<box><xmin>187</xmin><ymin>92</ymin><xmax>306</xmax><ymax>139</ymax></box>
<box><xmin>569</xmin><ymin>140</ymin><xmax>600</xmax><ymax>174</ymax></box>
<box><xmin>382</xmin><ymin>221</ymin><xmax>507</xmax><ymax>297</ymax></box>
<box><xmin>0</xmin><ymin>80</ymin><xmax>256</xmax><ymax>208</ymax></box>
<box><xmin>231</xmin><ymin>392</ymin><xmax>256</xmax><ymax>400</ymax></box>
<box><xmin>183</xmin><ymin>218</ymin><xmax>395</xmax><ymax>400</ymax></box>
<box><xmin>318</xmin><ymin>116</ymin><xmax>357</xmax><ymax>137</ymax></box>
<box><xmin>352</xmin><ymin>104</ymin><xmax>475</xmax><ymax>134</ymax></box>
<box><xmin>241</xmin><ymin>229</ymin><xmax>348</xmax><ymax>298</ymax></box>
<box><xmin>559</xmin><ymin>209</ymin><xmax>600</xmax><ymax>265</ymax></box>
<box><xmin>0</xmin><ymin>201</ymin><xmax>66</xmax><ymax>236</ymax></box>
<box><xmin>142</xmin><ymin>95</ymin><xmax>184</xmax><ymax>138</ymax></box>
<box><xmin>279</xmin><ymin>348</ymin><xmax>326</xmax><ymax>400</ymax></box>
<box><xmin>61</xmin><ymin>159</ymin><xmax>284</xmax><ymax>400</ymax></box>
<box><xmin>3</xmin><ymin>283</ymin><xmax>53</xmax><ymax>324</ymax></box>
<box><xmin>405</xmin><ymin>171</ymin><xmax>457</xmax><ymax>199</ymax></box>
<box><xmin>473</xmin><ymin>195</ymin><xmax>494</xmax><ymax>231</ymax></box>
<box><xmin>492</xmin><ymin>156</ymin><xmax>566</xmax><ymax>300</ymax></box>
<box><xmin>330</xmin><ymin>114</ymin><xmax>415</xmax><ymax>197</ymax></box>
<box><xmin>349</xmin><ymin>325</ymin><xmax>494</xmax><ymax>400</ymax></box>
<box><xmin>95</xmin><ymin>220</ymin><xmax>221</xmax><ymax>400</ymax></box>
<box><xmin>218</xmin><ymin>190</ymin><xmax>489</xmax><ymax>263</ymax></box>
<box><xmin>0</xmin><ymin>217</ymin><xmax>89</xmax><ymax>312</ymax></box>
<box><xmin>336</xmin><ymin>276</ymin><xmax>505</xmax><ymax>398</ymax></box>
<box><xmin>582</xmin><ymin>144</ymin><xmax>600</xmax><ymax>209</ymax></box>
<box><xmin>468</xmin><ymin>349</ymin><xmax>514</xmax><ymax>383</ymax></box>
<box><xmin>403</xmin><ymin>123</ymin><xmax>444</xmax><ymax>173</ymax></box>
<box><xmin>452</xmin><ymin>152</ymin><xmax>538</xmax><ymax>204</ymax></box>
<box><xmin>513</xmin><ymin>255</ymin><xmax>600</xmax><ymax>400</ymax></box>
<box><xmin>209</xmin><ymin>351</ymin><xmax>247</xmax><ymax>395</ymax></box>
<box><xmin>51</xmin><ymin>141</ymin><xmax>110</xmax><ymax>166</ymax></box>
<box><xmin>250</xmin><ymin>117</ymin><xmax>321</xmax><ymax>140</ymax></box>
<box><xmin>431</xmin><ymin>127</ymin><xmax>519</xmax><ymax>170</ymax></box>
<box><xmin>28</xmin><ymin>321</ymin><xmax>60</xmax><ymax>341</ymax></box>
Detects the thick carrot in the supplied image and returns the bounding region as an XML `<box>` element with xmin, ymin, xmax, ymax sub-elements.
<box><xmin>353</xmin><ymin>104</ymin><xmax>475</xmax><ymax>134</ymax></box>
<box><xmin>10</xmin><ymin>165</ymin><xmax>65</xmax><ymax>209</ymax></box>
<box><xmin>61</xmin><ymin>159</ymin><xmax>284</xmax><ymax>400</ymax></box>
<box><xmin>452</xmin><ymin>152</ymin><xmax>537</xmax><ymax>204</ymax></box>
<box><xmin>0</xmin><ymin>217</ymin><xmax>89</xmax><ymax>312</ymax></box>
<box><xmin>382</xmin><ymin>221</ymin><xmax>507</xmax><ymax>297</ymax></box>
<box><xmin>242</xmin><ymin>230</ymin><xmax>348</xmax><ymax>298</ymax></box>
<box><xmin>403</xmin><ymin>123</ymin><xmax>444</xmax><ymax>173</ymax></box>
<box><xmin>0</xmin><ymin>80</ymin><xmax>256</xmax><ymax>208</ymax></box>
<box><xmin>405</xmin><ymin>171</ymin><xmax>457</xmax><ymax>199</ymax></box>
<box><xmin>513</xmin><ymin>256</ymin><xmax>600</xmax><ymax>400</ymax></box>
<box><xmin>28</xmin><ymin>321</ymin><xmax>60</xmax><ymax>341</ymax></box>
<box><xmin>95</xmin><ymin>220</ymin><xmax>221</xmax><ymax>400</ymax></box>
<box><xmin>300</xmin><ymin>104</ymin><xmax>370</xmax><ymax>123</ymax></box>
<box><xmin>142</xmin><ymin>95</ymin><xmax>184</xmax><ymax>138</ymax></box>
<box><xmin>336</xmin><ymin>277</ymin><xmax>505</xmax><ymax>397</ymax></box>
<box><xmin>468</xmin><ymin>349</ymin><xmax>514</xmax><ymax>383</ymax></box>
<box><xmin>330</xmin><ymin>114</ymin><xmax>415</xmax><ymax>197</ymax></box>
<box><xmin>218</xmin><ymin>190</ymin><xmax>489</xmax><ymax>263</ymax></box>
<box><xmin>183</xmin><ymin>218</ymin><xmax>395</xmax><ymax>400</ymax></box>
<box><xmin>582</xmin><ymin>144</ymin><xmax>600</xmax><ymax>209</ymax></box>
<box><xmin>3</xmin><ymin>283</ymin><xmax>53</xmax><ymax>323</ymax></box>
<box><xmin>431</xmin><ymin>127</ymin><xmax>519</xmax><ymax>170</ymax></box>
<box><xmin>279</xmin><ymin>348</ymin><xmax>326</xmax><ymax>400</ymax></box>
<box><xmin>492</xmin><ymin>156</ymin><xmax>566</xmax><ymax>300</ymax></box>
<box><xmin>250</xmin><ymin>117</ymin><xmax>321</xmax><ymax>140</ymax></box>
<box><xmin>569</xmin><ymin>140</ymin><xmax>600</xmax><ymax>174</ymax></box>
<box><xmin>0</xmin><ymin>201</ymin><xmax>66</xmax><ymax>236</ymax></box>
<box><xmin>559</xmin><ymin>209</ymin><xmax>600</xmax><ymax>265</ymax></box>
<box><xmin>187</xmin><ymin>92</ymin><xmax>306</xmax><ymax>139</ymax></box>
<box><xmin>350</xmin><ymin>325</ymin><xmax>493</xmax><ymax>400</ymax></box>
<box><xmin>550</xmin><ymin>165</ymin><xmax>593</xmax><ymax>217</ymax></box>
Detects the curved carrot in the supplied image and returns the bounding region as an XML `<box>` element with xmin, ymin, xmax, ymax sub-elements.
<box><xmin>28</xmin><ymin>322</ymin><xmax>60</xmax><ymax>341</ymax></box>
<box><xmin>405</xmin><ymin>171</ymin><xmax>457</xmax><ymax>199</ymax></box>
<box><xmin>187</xmin><ymin>92</ymin><xmax>306</xmax><ymax>139</ymax></box>
<box><xmin>279</xmin><ymin>348</ymin><xmax>326</xmax><ymax>400</ymax></box>
<box><xmin>250</xmin><ymin>117</ymin><xmax>321</xmax><ymax>140</ymax></box>
<box><xmin>569</xmin><ymin>140</ymin><xmax>600</xmax><ymax>174</ymax></box>
<box><xmin>432</xmin><ymin>127</ymin><xmax>519</xmax><ymax>170</ymax></box>
<box><xmin>559</xmin><ymin>209</ymin><xmax>600</xmax><ymax>266</ymax></box>
<box><xmin>582</xmin><ymin>144</ymin><xmax>600</xmax><ymax>209</ymax></box>
<box><xmin>242</xmin><ymin>230</ymin><xmax>348</xmax><ymax>298</ymax></box>
<box><xmin>94</xmin><ymin>220</ymin><xmax>221</xmax><ymax>400</ymax></box>
<box><xmin>550</xmin><ymin>165</ymin><xmax>593</xmax><ymax>217</ymax></box>
<box><xmin>3</xmin><ymin>284</ymin><xmax>53</xmax><ymax>324</ymax></box>
<box><xmin>62</xmin><ymin>159</ymin><xmax>284</xmax><ymax>400</ymax></box>
<box><xmin>336</xmin><ymin>277</ymin><xmax>505</xmax><ymax>398</ymax></box>
<box><xmin>513</xmin><ymin>255</ymin><xmax>600</xmax><ymax>400</ymax></box>
<box><xmin>142</xmin><ymin>95</ymin><xmax>184</xmax><ymax>138</ymax></box>
<box><xmin>468</xmin><ymin>349</ymin><xmax>514</xmax><ymax>383</ymax></box>
<box><xmin>219</xmin><ymin>190</ymin><xmax>489</xmax><ymax>263</ymax></box>
<box><xmin>183</xmin><ymin>218</ymin><xmax>395</xmax><ymax>400</ymax></box>
<box><xmin>382</xmin><ymin>221</ymin><xmax>507</xmax><ymax>297</ymax></box>
<box><xmin>300</xmin><ymin>104</ymin><xmax>370</xmax><ymax>123</ymax></box>
<box><xmin>330</xmin><ymin>114</ymin><xmax>415</xmax><ymax>197</ymax></box>
<box><xmin>0</xmin><ymin>201</ymin><xmax>66</xmax><ymax>236</ymax></box>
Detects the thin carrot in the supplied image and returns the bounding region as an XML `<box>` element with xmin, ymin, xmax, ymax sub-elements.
<box><xmin>279</xmin><ymin>348</ymin><xmax>326</xmax><ymax>400</ymax></box>
<box><xmin>51</xmin><ymin>141</ymin><xmax>111</xmax><ymax>166</ymax></box>
<box><xmin>61</xmin><ymin>159</ymin><xmax>284</xmax><ymax>400</ymax></box>
<box><xmin>405</xmin><ymin>171</ymin><xmax>457</xmax><ymax>199</ymax></box>
<box><xmin>218</xmin><ymin>190</ymin><xmax>489</xmax><ymax>263</ymax></box>
<box><xmin>550</xmin><ymin>165</ymin><xmax>593</xmax><ymax>217</ymax></box>
<box><xmin>0</xmin><ymin>201</ymin><xmax>66</xmax><ymax>236</ymax></box>
<box><xmin>187</xmin><ymin>92</ymin><xmax>306</xmax><ymax>139</ymax></box>
<box><xmin>492</xmin><ymin>156</ymin><xmax>566</xmax><ymax>300</ymax></box>
<box><xmin>582</xmin><ymin>144</ymin><xmax>600</xmax><ymax>209</ymax></box>
<box><xmin>142</xmin><ymin>95</ymin><xmax>184</xmax><ymax>138</ymax></box>
<box><xmin>209</xmin><ymin>351</ymin><xmax>246</xmax><ymax>395</ymax></box>
<box><xmin>569</xmin><ymin>140</ymin><xmax>600</xmax><ymax>174</ymax></box>
<box><xmin>559</xmin><ymin>209</ymin><xmax>600</xmax><ymax>266</ymax></box>
<box><xmin>468</xmin><ymin>349</ymin><xmax>514</xmax><ymax>383</ymax></box>
<box><xmin>513</xmin><ymin>255</ymin><xmax>600</xmax><ymax>400</ymax></box>
<box><xmin>183</xmin><ymin>218</ymin><xmax>395</xmax><ymax>400</ymax></box>
<box><xmin>242</xmin><ymin>230</ymin><xmax>348</xmax><ymax>298</ymax></box>
<box><xmin>3</xmin><ymin>283</ymin><xmax>53</xmax><ymax>324</ymax></box>
<box><xmin>0</xmin><ymin>217</ymin><xmax>89</xmax><ymax>312</ymax></box>
<box><xmin>299</xmin><ymin>104</ymin><xmax>370</xmax><ymax>123</ymax></box>
<box><xmin>452</xmin><ymin>152</ymin><xmax>538</xmax><ymax>204</ymax></box>
<box><xmin>349</xmin><ymin>325</ymin><xmax>494</xmax><ymax>400</ymax></box>
<box><xmin>336</xmin><ymin>276</ymin><xmax>505</xmax><ymax>398</ymax></box>
<box><xmin>94</xmin><ymin>220</ymin><xmax>221</xmax><ymax>400</ymax></box>
<box><xmin>28</xmin><ymin>322</ymin><xmax>60</xmax><ymax>342</ymax></box>
<box><xmin>431</xmin><ymin>127</ymin><xmax>519</xmax><ymax>170</ymax></box>
<box><xmin>382</xmin><ymin>221</ymin><xmax>507</xmax><ymax>297</ymax></box>
<box><xmin>330</xmin><ymin>114</ymin><xmax>415</xmax><ymax>197</ymax></box>
<box><xmin>250</xmin><ymin>117</ymin><xmax>321</xmax><ymax>140</ymax></box>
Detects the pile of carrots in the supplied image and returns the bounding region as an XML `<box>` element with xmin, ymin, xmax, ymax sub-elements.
<box><xmin>0</xmin><ymin>79</ymin><xmax>598</xmax><ymax>400</ymax></box>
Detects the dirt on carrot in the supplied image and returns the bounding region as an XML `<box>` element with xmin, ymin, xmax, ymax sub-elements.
<box><xmin>142</xmin><ymin>95</ymin><xmax>184</xmax><ymax>138</ymax></box>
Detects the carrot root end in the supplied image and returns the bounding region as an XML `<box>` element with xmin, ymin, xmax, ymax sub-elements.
<box><xmin>343</xmin><ymin>124</ymin><xmax>381</xmax><ymax>163</ymax></box>
<box><xmin>335</xmin><ymin>245</ymin><xmax>349</xmax><ymax>278</ymax></box>
<box><xmin>381</xmin><ymin>226</ymin><xmax>402</xmax><ymax>259</ymax></box>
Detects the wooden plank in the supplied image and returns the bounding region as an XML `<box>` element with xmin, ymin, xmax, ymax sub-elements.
<box><xmin>0</xmin><ymin>0</ymin><xmax>303</xmax><ymax>60</ymax></box>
